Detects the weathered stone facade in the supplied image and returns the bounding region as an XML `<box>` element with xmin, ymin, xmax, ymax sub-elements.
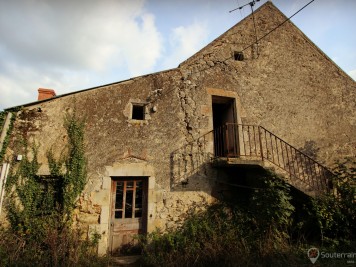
<box><xmin>1</xmin><ymin>2</ymin><xmax>355</xmax><ymax>255</ymax></box>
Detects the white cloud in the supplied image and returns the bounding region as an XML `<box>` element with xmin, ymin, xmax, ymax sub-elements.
<box><xmin>122</xmin><ymin>13</ymin><xmax>163</xmax><ymax>76</ymax></box>
<box><xmin>0</xmin><ymin>67</ymin><xmax>43</xmax><ymax>109</ymax></box>
<box><xmin>348</xmin><ymin>70</ymin><xmax>356</xmax><ymax>81</ymax></box>
<box><xmin>0</xmin><ymin>0</ymin><xmax>354</xmax><ymax>110</ymax></box>
<box><xmin>0</xmin><ymin>75</ymin><xmax>33</xmax><ymax>109</ymax></box>
<box><xmin>0</xmin><ymin>0</ymin><xmax>163</xmax><ymax>109</ymax></box>
<box><xmin>0</xmin><ymin>62</ymin><xmax>93</xmax><ymax>109</ymax></box>
<box><xmin>163</xmin><ymin>21</ymin><xmax>209</xmax><ymax>68</ymax></box>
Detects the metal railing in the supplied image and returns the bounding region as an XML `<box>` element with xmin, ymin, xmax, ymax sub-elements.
<box><xmin>171</xmin><ymin>130</ymin><xmax>214</xmax><ymax>188</ymax></box>
<box><xmin>214</xmin><ymin>124</ymin><xmax>333</xmax><ymax>193</ymax></box>
<box><xmin>171</xmin><ymin>124</ymin><xmax>333</xmax><ymax>194</ymax></box>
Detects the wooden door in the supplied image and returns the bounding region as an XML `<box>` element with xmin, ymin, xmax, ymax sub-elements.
<box><xmin>110</xmin><ymin>177</ymin><xmax>147</xmax><ymax>255</ymax></box>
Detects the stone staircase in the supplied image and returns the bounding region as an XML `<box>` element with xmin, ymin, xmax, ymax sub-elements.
<box><xmin>172</xmin><ymin>124</ymin><xmax>334</xmax><ymax>197</ymax></box>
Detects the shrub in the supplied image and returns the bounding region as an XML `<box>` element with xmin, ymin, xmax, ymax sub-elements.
<box><xmin>139</xmin><ymin>165</ymin><xmax>355</xmax><ymax>267</ymax></box>
<box><xmin>139</xmin><ymin>172</ymin><xmax>297</xmax><ymax>267</ymax></box>
<box><xmin>311</xmin><ymin>158</ymin><xmax>356</xmax><ymax>243</ymax></box>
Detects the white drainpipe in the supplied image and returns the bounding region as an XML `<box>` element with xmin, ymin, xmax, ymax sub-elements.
<box><xmin>0</xmin><ymin>112</ymin><xmax>13</xmax><ymax>153</ymax></box>
<box><xmin>0</xmin><ymin>112</ymin><xmax>14</xmax><ymax>216</ymax></box>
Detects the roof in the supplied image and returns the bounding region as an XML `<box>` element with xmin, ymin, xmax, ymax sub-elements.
<box><xmin>5</xmin><ymin>1</ymin><xmax>354</xmax><ymax>111</ymax></box>
<box><xmin>5</xmin><ymin>67</ymin><xmax>178</xmax><ymax>111</ymax></box>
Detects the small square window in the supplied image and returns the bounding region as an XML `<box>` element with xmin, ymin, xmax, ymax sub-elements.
<box><xmin>234</xmin><ymin>51</ymin><xmax>244</xmax><ymax>61</ymax></box>
<box><xmin>132</xmin><ymin>104</ymin><xmax>145</xmax><ymax>120</ymax></box>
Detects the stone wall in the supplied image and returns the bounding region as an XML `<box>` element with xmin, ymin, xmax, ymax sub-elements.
<box><xmin>179</xmin><ymin>2</ymin><xmax>356</xmax><ymax>165</ymax></box>
<box><xmin>2</xmin><ymin>1</ymin><xmax>355</xmax><ymax>255</ymax></box>
<box><xmin>4</xmin><ymin>67</ymin><xmax>217</xmax><ymax>254</ymax></box>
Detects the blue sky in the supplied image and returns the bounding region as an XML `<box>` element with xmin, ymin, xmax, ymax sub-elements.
<box><xmin>0</xmin><ymin>0</ymin><xmax>355</xmax><ymax>110</ymax></box>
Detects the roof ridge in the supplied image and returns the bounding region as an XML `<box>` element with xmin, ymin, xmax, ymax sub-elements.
<box><xmin>178</xmin><ymin>1</ymin><xmax>279</xmax><ymax>67</ymax></box>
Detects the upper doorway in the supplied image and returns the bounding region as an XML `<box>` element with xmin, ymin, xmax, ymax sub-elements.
<box><xmin>212</xmin><ymin>96</ymin><xmax>239</xmax><ymax>157</ymax></box>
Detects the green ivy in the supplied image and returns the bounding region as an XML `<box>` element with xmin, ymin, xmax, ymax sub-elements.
<box><xmin>0</xmin><ymin>111</ymin><xmax>6</xmax><ymax>129</ymax></box>
<box><xmin>47</xmin><ymin>110</ymin><xmax>87</xmax><ymax>215</ymax></box>
<box><xmin>5</xmin><ymin>110</ymin><xmax>87</xmax><ymax>235</ymax></box>
<box><xmin>5</xmin><ymin>142</ymin><xmax>50</xmax><ymax>237</ymax></box>
<box><xmin>0</xmin><ymin>111</ymin><xmax>16</xmax><ymax>163</ymax></box>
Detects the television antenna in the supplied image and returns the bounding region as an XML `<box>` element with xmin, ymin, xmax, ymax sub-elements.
<box><xmin>229</xmin><ymin>0</ymin><xmax>261</xmax><ymax>56</ymax></box>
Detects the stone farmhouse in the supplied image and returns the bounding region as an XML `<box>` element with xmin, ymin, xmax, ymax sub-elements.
<box><xmin>0</xmin><ymin>2</ymin><xmax>355</xmax><ymax>255</ymax></box>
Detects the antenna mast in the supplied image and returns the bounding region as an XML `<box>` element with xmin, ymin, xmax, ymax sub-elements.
<box><xmin>230</xmin><ymin>0</ymin><xmax>261</xmax><ymax>57</ymax></box>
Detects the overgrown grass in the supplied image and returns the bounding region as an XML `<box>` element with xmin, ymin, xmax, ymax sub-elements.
<box><xmin>138</xmin><ymin>201</ymin><xmax>355</xmax><ymax>267</ymax></box>
<box><xmin>0</xmin><ymin>226</ymin><xmax>108</xmax><ymax>267</ymax></box>
<box><xmin>139</xmin><ymin>202</ymin><xmax>304</xmax><ymax>267</ymax></box>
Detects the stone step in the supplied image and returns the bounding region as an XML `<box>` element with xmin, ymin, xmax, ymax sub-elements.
<box><xmin>109</xmin><ymin>255</ymin><xmax>142</xmax><ymax>267</ymax></box>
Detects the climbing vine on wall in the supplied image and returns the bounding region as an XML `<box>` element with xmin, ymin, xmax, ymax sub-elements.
<box><xmin>5</xmin><ymin>110</ymin><xmax>87</xmax><ymax>234</ymax></box>
<box><xmin>59</xmin><ymin>110</ymin><xmax>87</xmax><ymax>214</ymax></box>
<box><xmin>0</xmin><ymin>111</ymin><xmax>6</xmax><ymax>130</ymax></box>
<box><xmin>5</xmin><ymin>142</ymin><xmax>46</xmax><ymax>235</ymax></box>
<box><xmin>0</xmin><ymin>111</ymin><xmax>17</xmax><ymax>163</ymax></box>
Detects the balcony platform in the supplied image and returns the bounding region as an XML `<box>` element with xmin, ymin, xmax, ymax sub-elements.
<box><xmin>212</xmin><ymin>156</ymin><xmax>264</xmax><ymax>168</ymax></box>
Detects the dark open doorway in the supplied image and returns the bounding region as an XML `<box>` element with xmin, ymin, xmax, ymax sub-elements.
<box><xmin>212</xmin><ymin>96</ymin><xmax>239</xmax><ymax>157</ymax></box>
